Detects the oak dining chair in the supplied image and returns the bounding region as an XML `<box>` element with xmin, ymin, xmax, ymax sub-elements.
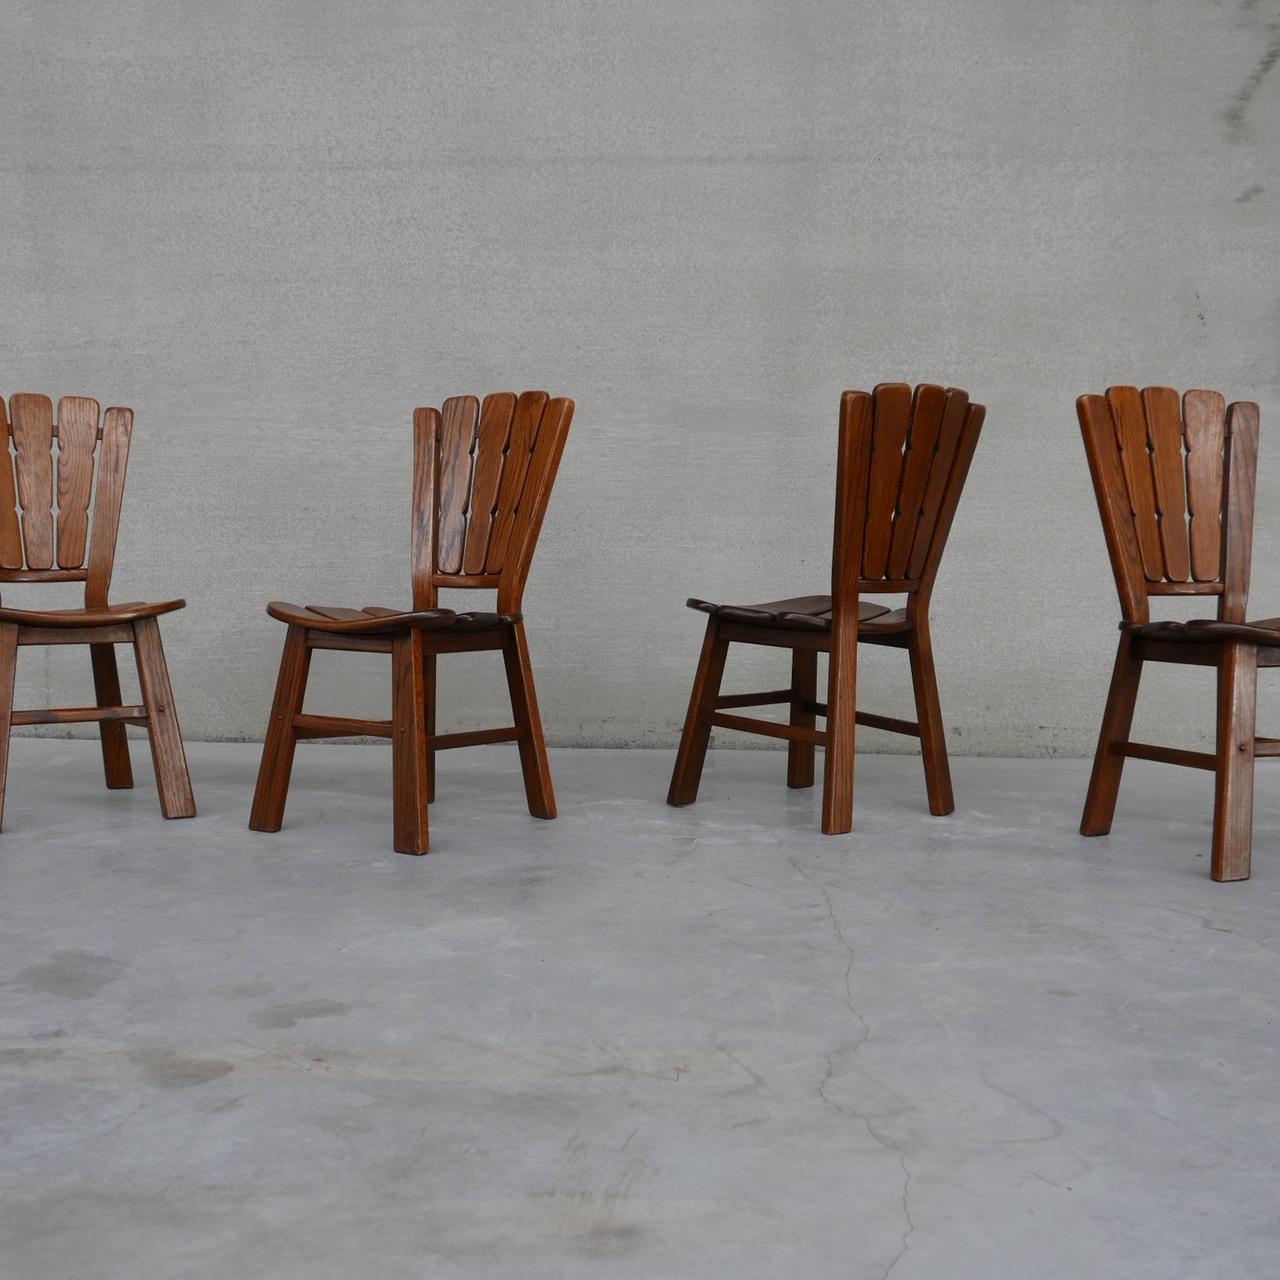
<box><xmin>0</xmin><ymin>394</ymin><xmax>195</xmax><ymax>827</ymax></box>
<box><xmin>249</xmin><ymin>391</ymin><xmax>574</xmax><ymax>854</ymax></box>
<box><xmin>668</xmin><ymin>383</ymin><xmax>984</xmax><ymax>834</ymax></box>
<box><xmin>1079</xmin><ymin>386</ymin><xmax>1272</xmax><ymax>881</ymax></box>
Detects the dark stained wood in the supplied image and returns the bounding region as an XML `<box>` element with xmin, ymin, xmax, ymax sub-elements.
<box><xmin>0</xmin><ymin>624</ymin><xmax>16</xmax><ymax>830</ymax></box>
<box><xmin>131</xmin><ymin>617</ymin><xmax>195</xmax><ymax>819</ymax></box>
<box><xmin>249</xmin><ymin>626</ymin><xmax>312</xmax><ymax>831</ymax></box>
<box><xmin>391</xmin><ymin>629</ymin><xmax>430</xmax><ymax>854</ymax></box>
<box><xmin>436</xmin><ymin>395</ymin><xmax>479</xmax><ymax>576</ymax></box>
<box><xmin>10</xmin><ymin>394</ymin><xmax>55</xmax><ymax>570</ymax></box>
<box><xmin>0</xmin><ymin>395</ymin><xmax>191</xmax><ymax>827</ymax></box>
<box><xmin>1184</xmin><ymin>389</ymin><xmax>1227</xmax><ymax>582</ymax></box>
<box><xmin>1141</xmin><ymin>386</ymin><xmax>1190</xmax><ymax>582</ymax></box>
<box><xmin>253</xmin><ymin>390</ymin><xmax>574</xmax><ymax>853</ymax></box>
<box><xmin>1078</xmin><ymin>387</ymin><xmax>1266</xmax><ymax>881</ymax></box>
<box><xmin>668</xmin><ymin>384</ymin><xmax>984</xmax><ymax>834</ymax></box>
<box><xmin>55</xmin><ymin>396</ymin><xmax>99</xmax><ymax>568</ymax></box>
<box><xmin>0</xmin><ymin>400</ymin><xmax>21</xmax><ymax>570</ymax></box>
<box><xmin>90</xmin><ymin>643</ymin><xmax>134</xmax><ymax>789</ymax></box>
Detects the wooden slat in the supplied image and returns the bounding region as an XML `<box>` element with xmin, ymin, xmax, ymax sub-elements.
<box><xmin>1141</xmin><ymin>386</ymin><xmax>1190</xmax><ymax>582</ymax></box>
<box><xmin>861</xmin><ymin>383</ymin><xmax>912</xmax><ymax>580</ymax></box>
<box><xmin>432</xmin><ymin>725</ymin><xmax>524</xmax><ymax>750</ymax></box>
<box><xmin>10</xmin><ymin>704</ymin><xmax>146</xmax><ymax>726</ymax></box>
<box><xmin>886</xmin><ymin>384</ymin><xmax>946</xmax><ymax>579</ymax></box>
<box><xmin>1106</xmin><ymin>386</ymin><xmax>1163</xmax><ymax>581</ymax></box>
<box><xmin>411</xmin><ymin>406</ymin><xmax>440</xmax><ymax>609</ymax></box>
<box><xmin>715</xmin><ymin>689</ymin><xmax>793</xmax><ymax>709</ymax></box>
<box><xmin>1120</xmin><ymin>741</ymin><xmax>1216</xmax><ymax>770</ymax></box>
<box><xmin>0</xmin><ymin>568</ymin><xmax>87</xmax><ymax>583</ymax></box>
<box><xmin>709</xmin><ymin>711</ymin><xmax>828</xmax><ymax>745</ymax></box>
<box><xmin>1221</xmin><ymin>401</ymin><xmax>1259</xmax><ymax>623</ymax></box>
<box><xmin>1184</xmin><ymin>389</ymin><xmax>1227</xmax><ymax>582</ymax></box>
<box><xmin>85</xmin><ymin>407</ymin><xmax>133</xmax><ymax>606</ymax></box>
<box><xmin>16</xmin><ymin>623</ymin><xmax>134</xmax><ymax>646</ymax></box>
<box><xmin>462</xmin><ymin>392</ymin><xmax>516</xmax><ymax>575</ymax></box>
<box><xmin>0</xmin><ymin>401</ymin><xmax>22</xmax><ymax>569</ymax></box>
<box><xmin>435</xmin><ymin>395</ymin><xmax>479</xmax><ymax>575</ymax></box>
<box><xmin>1078</xmin><ymin>395</ymin><xmax>1148</xmax><ymax>620</ymax></box>
<box><xmin>9</xmin><ymin>393</ymin><xmax>55</xmax><ymax>570</ymax></box>
<box><xmin>292</xmin><ymin>713</ymin><xmax>393</xmax><ymax>739</ymax></box>
<box><xmin>55</xmin><ymin>396</ymin><xmax>99</xmax><ymax>568</ymax></box>
<box><xmin>485</xmin><ymin>390</ymin><xmax>549</xmax><ymax>574</ymax></box>
<box><xmin>906</xmin><ymin>388</ymin><xmax>969</xmax><ymax>581</ymax></box>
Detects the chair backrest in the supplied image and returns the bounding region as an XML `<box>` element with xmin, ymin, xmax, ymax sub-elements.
<box><xmin>832</xmin><ymin>383</ymin><xmax>984</xmax><ymax>614</ymax></box>
<box><xmin>1078</xmin><ymin>387</ymin><xmax>1260</xmax><ymax>623</ymax></box>
<box><xmin>411</xmin><ymin>391</ymin><xmax>574</xmax><ymax>613</ymax></box>
<box><xmin>0</xmin><ymin>394</ymin><xmax>133</xmax><ymax>607</ymax></box>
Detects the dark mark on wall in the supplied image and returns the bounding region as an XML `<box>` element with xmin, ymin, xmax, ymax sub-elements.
<box><xmin>1236</xmin><ymin>184</ymin><xmax>1265</xmax><ymax>202</ymax></box>
<box><xmin>1225</xmin><ymin>31</ymin><xmax>1280</xmax><ymax>135</ymax></box>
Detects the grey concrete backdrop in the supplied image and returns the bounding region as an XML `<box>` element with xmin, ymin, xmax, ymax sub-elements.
<box><xmin>0</xmin><ymin>0</ymin><xmax>1276</xmax><ymax>754</ymax></box>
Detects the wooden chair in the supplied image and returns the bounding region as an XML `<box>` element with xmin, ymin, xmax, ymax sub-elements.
<box><xmin>668</xmin><ymin>383</ymin><xmax>984</xmax><ymax>834</ymax></box>
<box><xmin>1079</xmin><ymin>386</ymin><xmax>1273</xmax><ymax>882</ymax></box>
<box><xmin>0</xmin><ymin>394</ymin><xmax>195</xmax><ymax>827</ymax></box>
<box><xmin>249</xmin><ymin>391</ymin><xmax>574</xmax><ymax>855</ymax></box>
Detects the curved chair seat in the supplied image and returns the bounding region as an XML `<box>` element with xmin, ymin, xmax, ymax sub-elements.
<box><xmin>1126</xmin><ymin>617</ymin><xmax>1280</xmax><ymax>647</ymax></box>
<box><xmin>266</xmin><ymin>601</ymin><xmax>520</xmax><ymax>635</ymax></box>
<box><xmin>686</xmin><ymin>594</ymin><xmax>910</xmax><ymax>634</ymax></box>
<box><xmin>0</xmin><ymin>599</ymin><xmax>186</xmax><ymax>628</ymax></box>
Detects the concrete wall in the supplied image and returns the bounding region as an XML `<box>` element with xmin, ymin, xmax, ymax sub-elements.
<box><xmin>1</xmin><ymin>0</ymin><xmax>1276</xmax><ymax>755</ymax></box>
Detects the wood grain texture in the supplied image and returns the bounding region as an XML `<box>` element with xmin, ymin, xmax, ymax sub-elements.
<box><xmin>90</xmin><ymin>642</ymin><xmax>133</xmax><ymax>789</ymax></box>
<box><xmin>249</xmin><ymin>625</ymin><xmax>312</xmax><ymax>831</ymax></box>
<box><xmin>1141</xmin><ymin>386</ymin><xmax>1190</xmax><ymax>582</ymax></box>
<box><xmin>9</xmin><ymin>394</ymin><xmax>55</xmax><ymax>570</ymax></box>
<box><xmin>436</xmin><ymin>395</ymin><xmax>479</xmax><ymax>575</ymax></box>
<box><xmin>486</xmin><ymin>390</ymin><xmax>550</xmax><ymax>575</ymax></box>
<box><xmin>886</xmin><ymin>383</ymin><xmax>946</xmax><ymax>580</ymax></box>
<box><xmin>86</xmin><ymin>407</ymin><xmax>132</xmax><ymax>607</ymax></box>
<box><xmin>131</xmin><ymin>617</ymin><xmax>196</xmax><ymax>819</ymax></box>
<box><xmin>1184</xmin><ymin>389</ymin><xmax>1227</xmax><ymax>582</ymax></box>
<box><xmin>1220</xmin><ymin>400</ymin><xmax>1258</xmax><ymax>624</ymax></box>
<box><xmin>0</xmin><ymin>401</ymin><xmax>22</xmax><ymax>570</ymax></box>
<box><xmin>55</xmin><ymin>396</ymin><xmax>99</xmax><ymax>568</ymax></box>
<box><xmin>391</xmin><ymin>628</ymin><xmax>430</xmax><ymax>853</ymax></box>
<box><xmin>503</xmin><ymin>620</ymin><xmax>556</xmax><ymax>818</ymax></box>
<box><xmin>463</xmin><ymin>392</ymin><xmax>517</xmax><ymax>575</ymax></box>
<box><xmin>861</xmin><ymin>383</ymin><xmax>911</xmax><ymax>581</ymax></box>
<box><xmin>1106</xmin><ymin>385</ymin><xmax>1163</xmax><ymax>581</ymax></box>
<box><xmin>1213</xmin><ymin>641</ymin><xmax>1256</xmax><ymax>881</ymax></box>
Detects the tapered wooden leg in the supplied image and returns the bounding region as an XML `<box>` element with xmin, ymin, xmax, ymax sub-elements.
<box><xmin>908</xmin><ymin>621</ymin><xmax>954</xmax><ymax>816</ymax></box>
<box><xmin>392</xmin><ymin>629</ymin><xmax>431</xmax><ymax>854</ymax></box>
<box><xmin>821</xmin><ymin>619</ymin><xmax>857</xmax><ymax>835</ymax></box>
<box><xmin>667</xmin><ymin>618</ymin><xmax>729</xmax><ymax>807</ymax></box>
<box><xmin>788</xmin><ymin>648</ymin><xmax>817</xmax><ymax>788</ymax></box>
<box><xmin>131</xmin><ymin>618</ymin><xmax>196</xmax><ymax>819</ymax></box>
<box><xmin>424</xmin><ymin>651</ymin><xmax>437</xmax><ymax>804</ymax></box>
<box><xmin>0</xmin><ymin>624</ymin><xmax>17</xmax><ymax>831</ymax></box>
<box><xmin>503</xmin><ymin>622</ymin><xmax>556</xmax><ymax>819</ymax></box>
<box><xmin>249</xmin><ymin>625</ymin><xmax>312</xmax><ymax>832</ymax></box>
<box><xmin>90</xmin><ymin>642</ymin><xmax>133</xmax><ymax>790</ymax></box>
<box><xmin>1081</xmin><ymin>631</ymin><xmax>1144</xmax><ymax>836</ymax></box>
<box><xmin>1212</xmin><ymin>642</ymin><xmax>1257</xmax><ymax>882</ymax></box>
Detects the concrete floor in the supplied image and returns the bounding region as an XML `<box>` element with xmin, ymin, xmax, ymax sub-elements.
<box><xmin>1</xmin><ymin>740</ymin><xmax>1277</xmax><ymax>1279</ymax></box>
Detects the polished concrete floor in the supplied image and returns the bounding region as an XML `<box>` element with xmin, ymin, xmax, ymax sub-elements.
<box><xmin>1</xmin><ymin>739</ymin><xmax>1277</xmax><ymax>1279</ymax></box>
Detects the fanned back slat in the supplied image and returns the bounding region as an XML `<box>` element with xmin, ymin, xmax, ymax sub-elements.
<box><xmin>462</xmin><ymin>392</ymin><xmax>517</xmax><ymax>575</ymax></box>
<box><xmin>436</xmin><ymin>395</ymin><xmax>480</xmax><ymax>575</ymax></box>
<box><xmin>861</xmin><ymin>383</ymin><xmax>912</xmax><ymax>580</ymax></box>
<box><xmin>1141</xmin><ymin>386</ymin><xmax>1190</xmax><ymax>582</ymax></box>
<box><xmin>485</xmin><ymin>390</ymin><xmax>550</xmax><ymax>574</ymax></box>
<box><xmin>1184</xmin><ymin>389</ymin><xmax>1227</xmax><ymax>582</ymax></box>
<box><xmin>906</xmin><ymin>388</ymin><xmax>970</xmax><ymax>582</ymax></box>
<box><xmin>56</xmin><ymin>396</ymin><xmax>100</xmax><ymax>568</ymax></box>
<box><xmin>85</xmin><ymin>407</ymin><xmax>133</xmax><ymax>606</ymax></box>
<box><xmin>411</xmin><ymin>407</ymin><xmax>441</xmax><ymax>609</ymax></box>
<box><xmin>886</xmin><ymin>384</ymin><xmax>947</xmax><ymax>579</ymax></box>
<box><xmin>10</xmin><ymin>393</ymin><xmax>55</xmax><ymax>570</ymax></box>
<box><xmin>1106</xmin><ymin>386</ymin><xmax>1164</xmax><ymax>581</ymax></box>
<box><xmin>0</xmin><ymin>401</ymin><xmax>22</xmax><ymax>569</ymax></box>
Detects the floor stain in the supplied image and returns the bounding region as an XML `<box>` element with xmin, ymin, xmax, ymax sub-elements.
<box><xmin>126</xmin><ymin>1047</ymin><xmax>235</xmax><ymax>1089</ymax></box>
<box><xmin>250</xmin><ymin>998</ymin><xmax>353</xmax><ymax>1029</ymax></box>
<box><xmin>12</xmin><ymin>951</ymin><xmax>127</xmax><ymax>1000</ymax></box>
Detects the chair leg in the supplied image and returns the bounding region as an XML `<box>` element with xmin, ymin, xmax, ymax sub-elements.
<box><xmin>788</xmin><ymin>648</ymin><xmax>817</xmax><ymax>788</ymax></box>
<box><xmin>391</xmin><ymin>629</ymin><xmax>431</xmax><ymax>854</ymax></box>
<box><xmin>131</xmin><ymin>618</ymin><xmax>196</xmax><ymax>819</ymax></box>
<box><xmin>503</xmin><ymin>621</ymin><xmax>556</xmax><ymax>819</ymax></box>
<box><xmin>667</xmin><ymin>618</ymin><xmax>729</xmax><ymax>807</ymax></box>
<box><xmin>1212</xmin><ymin>642</ymin><xmax>1257</xmax><ymax>882</ymax></box>
<box><xmin>821</xmin><ymin>621</ymin><xmax>857</xmax><ymax>835</ymax></box>
<box><xmin>90</xmin><ymin>642</ymin><xmax>133</xmax><ymax>790</ymax></box>
<box><xmin>908</xmin><ymin>621</ymin><xmax>954</xmax><ymax>816</ymax></box>
<box><xmin>1081</xmin><ymin>631</ymin><xmax>1144</xmax><ymax>836</ymax></box>
<box><xmin>0</xmin><ymin>624</ymin><xmax>17</xmax><ymax>831</ymax></box>
<box><xmin>249</xmin><ymin>625</ymin><xmax>312</xmax><ymax>833</ymax></box>
<box><xmin>424</xmin><ymin>651</ymin><xmax>437</xmax><ymax>804</ymax></box>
